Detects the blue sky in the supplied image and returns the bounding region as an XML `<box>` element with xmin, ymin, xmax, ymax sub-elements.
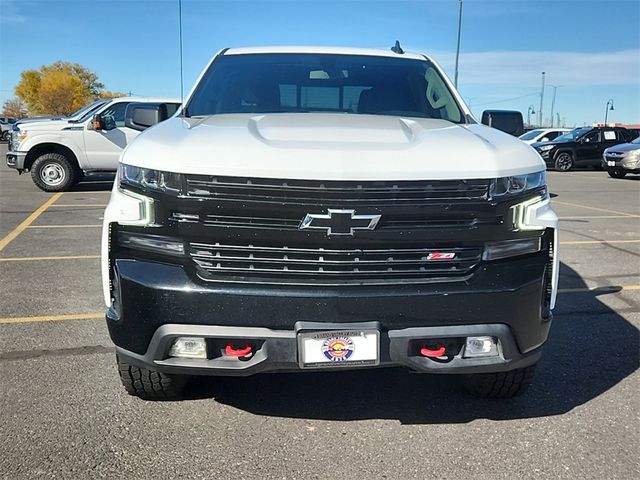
<box><xmin>1</xmin><ymin>0</ymin><xmax>639</xmax><ymax>126</ymax></box>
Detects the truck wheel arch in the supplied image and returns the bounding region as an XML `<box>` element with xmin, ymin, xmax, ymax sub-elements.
<box><xmin>24</xmin><ymin>143</ymin><xmax>80</xmax><ymax>173</ymax></box>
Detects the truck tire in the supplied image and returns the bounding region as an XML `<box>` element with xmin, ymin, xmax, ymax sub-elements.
<box><xmin>554</xmin><ymin>152</ymin><xmax>574</xmax><ymax>171</ymax></box>
<box><xmin>117</xmin><ymin>356</ymin><xmax>188</xmax><ymax>400</ymax></box>
<box><xmin>463</xmin><ymin>364</ymin><xmax>536</xmax><ymax>398</ymax></box>
<box><xmin>30</xmin><ymin>153</ymin><xmax>79</xmax><ymax>192</ymax></box>
<box><xmin>608</xmin><ymin>170</ymin><xmax>627</xmax><ymax>179</ymax></box>
<box><xmin>1</xmin><ymin>130</ymin><xmax>8</xmax><ymax>141</ymax></box>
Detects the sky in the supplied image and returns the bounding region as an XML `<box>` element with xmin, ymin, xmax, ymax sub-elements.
<box><xmin>1</xmin><ymin>0</ymin><xmax>639</xmax><ymax>127</ymax></box>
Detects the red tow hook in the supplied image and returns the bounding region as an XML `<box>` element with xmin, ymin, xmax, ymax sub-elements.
<box><xmin>225</xmin><ymin>344</ymin><xmax>253</xmax><ymax>358</ymax></box>
<box><xmin>420</xmin><ymin>345</ymin><xmax>446</xmax><ymax>358</ymax></box>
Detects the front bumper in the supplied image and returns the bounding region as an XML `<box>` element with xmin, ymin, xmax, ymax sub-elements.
<box><xmin>107</xmin><ymin>250</ymin><xmax>553</xmax><ymax>376</ymax></box>
<box><xmin>6</xmin><ymin>151</ymin><xmax>27</xmax><ymax>171</ymax></box>
<box><xmin>602</xmin><ymin>156</ymin><xmax>640</xmax><ymax>173</ymax></box>
<box><xmin>115</xmin><ymin>321</ymin><xmax>543</xmax><ymax>376</ymax></box>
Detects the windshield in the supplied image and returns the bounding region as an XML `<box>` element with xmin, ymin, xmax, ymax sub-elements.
<box><xmin>519</xmin><ymin>129</ymin><xmax>544</xmax><ymax>141</ymax></box>
<box><xmin>632</xmin><ymin>136</ymin><xmax>640</xmax><ymax>145</ymax></box>
<box><xmin>67</xmin><ymin>100</ymin><xmax>110</xmax><ymax>121</ymax></box>
<box><xmin>554</xmin><ymin>127</ymin><xmax>592</xmax><ymax>143</ymax></box>
<box><xmin>186</xmin><ymin>53</ymin><xmax>465</xmax><ymax>123</ymax></box>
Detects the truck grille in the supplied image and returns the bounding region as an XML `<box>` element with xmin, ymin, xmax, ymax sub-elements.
<box><xmin>170</xmin><ymin>175</ymin><xmax>501</xmax><ymax>233</ymax></box>
<box><xmin>184</xmin><ymin>175</ymin><xmax>491</xmax><ymax>205</ymax></box>
<box><xmin>188</xmin><ymin>242</ymin><xmax>482</xmax><ymax>285</ymax></box>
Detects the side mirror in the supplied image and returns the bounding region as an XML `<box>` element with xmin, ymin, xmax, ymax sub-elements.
<box><xmin>540</xmin><ymin>137</ymin><xmax>550</xmax><ymax>143</ymax></box>
<box><xmin>125</xmin><ymin>103</ymin><xmax>170</xmax><ymax>131</ymax></box>
<box><xmin>89</xmin><ymin>114</ymin><xmax>104</xmax><ymax>131</ymax></box>
<box><xmin>481</xmin><ymin>110</ymin><xmax>525</xmax><ymax>137</ymax></box>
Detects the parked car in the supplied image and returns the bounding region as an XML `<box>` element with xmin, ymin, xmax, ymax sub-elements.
<box><xmin>519</xmin><ymin>128</ymin><xmax>571</xmax><ymax>145</ymax></box>
<box><xmin>6</xmin><ymin>97</ymin><xmax>180</xmax><ymax>191</ymax></box>
<box><xmin>0</xmin><ymin>116</ymin><xmax>17</xmax><ymax>141</ymax></box>
<box><xmin>103</xmin><ymin>45</ymin><xmax>558</xmax><ymax>400</ymax></box>
<box><xmin>532</xmin><ymin>126</ymin><xmax>637</xmax><ymax>171</ymax></box>
<box><xmin>603</xmin><ymin>136</ymin><xmax>640</xmax><ymax>178</ymax></box>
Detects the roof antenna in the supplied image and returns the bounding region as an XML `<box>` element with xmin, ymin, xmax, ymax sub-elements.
<box><xmin>391</xmin><ymin>40</ymin><xmax>404</xmax><ymax>54</ymax></box>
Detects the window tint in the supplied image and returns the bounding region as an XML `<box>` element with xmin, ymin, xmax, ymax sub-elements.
<box><xmin>187</xmin><ymin>53</ymin><xmax>464</xmax><ymax>123</ymax></box>
<box><xmin>519</xmin><ymin>129</ymin><xmax>544</xmax><ymax>141</ymax></box>
<box><xmin>164</xmin><ymin>103</ymin><xmax>181</xmax><ymax>117</ymax></box>
<box><xmin>583</xmin><ymin>130</ymin><xmax>600</xmax><ymax>143</ymax></box>
<box><xmin>547</xmin><ymin>131</ymin><xmax>561</xmax><ymax>140</ymax></box>
<box><xmin>100</xmin><ymin>102</ymin><xmax>129</xmax><ymax>128</ymax></box>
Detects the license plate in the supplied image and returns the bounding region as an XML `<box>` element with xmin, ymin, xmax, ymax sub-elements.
<box><xmin>298</xmin><ymin>329</ymin><xmax>379</xmax><ymax>368</ymax></box>
<box><xmin>608</xmin><ymin>161</ymin><xmax>616</xmax><ymax>166</ymax></box>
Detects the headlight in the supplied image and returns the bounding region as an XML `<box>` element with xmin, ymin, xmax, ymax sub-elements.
<box><xmin>17</xmin><ymin>130</ymin><xmax>28</xmax><ymax>143</ymax></box>
<box><xmin>119</xmin><ymin>164</ymin><xmax>182</xmax><ymax>193</ymax></box>
<box><xmin>537</xmin><ymin>145</ymin><xmax>554</xmax><ymax>152</ymax></box>
<box><xmin>491</xmin><ymin>171</ymin><xmax>546</xmax><ymax>198</ymax></box>
<box><xmin>625</xmin><ymin>150</ymin><xmax>640</xmax><ymax>161</ymax></box>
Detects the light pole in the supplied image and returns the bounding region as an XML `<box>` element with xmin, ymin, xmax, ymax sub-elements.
<box><xmin>454</xmin><ymin>0</ymin><xmax>463</xmax><ymax>88</ymax></box>
<box><xmin>538</xmin><ymin>72</ymin><xmax>546</xmax><ymax>127</ymax></box>
<box><xmin>604</xmin><ymin>99</ymin><xmax>614</xmax><ymax>124</ymax></box>
<box><xmin>527</xmin><ymin>105</ymin><xmax>536</xmax><ymax>127</ymax></box>
<box><xmin>548</xmin><ymin>85</ymin><xmax>561</xmax><ymax>127</ymax></box>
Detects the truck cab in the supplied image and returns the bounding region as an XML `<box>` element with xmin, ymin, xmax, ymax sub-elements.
<box><xmin>6</xmin><ymin>97</ymin><xmax>180</xmax><ymax>191</ymax></box>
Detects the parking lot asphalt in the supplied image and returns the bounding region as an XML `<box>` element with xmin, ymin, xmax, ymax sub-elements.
<box><xmin>0</xmin><ymin>142</ymin><xmax>638</xmax><ymax>479</ymax></box>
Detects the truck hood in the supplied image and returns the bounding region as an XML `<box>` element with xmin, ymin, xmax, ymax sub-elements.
<box><xmin>15</xmin><ymin>118</ymin><xmax>78</xmax><ymax>132</ymax></box>
<box><xmin>122</xmin><ymin>113</ymin><xmax>545</xmax><ymax>180</ymax></box>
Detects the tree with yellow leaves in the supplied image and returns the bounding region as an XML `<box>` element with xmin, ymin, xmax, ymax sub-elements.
<box><xmin>15</xmin><ymin>61</ymin><xmax>110</xmax><ymax>116</ymax></box>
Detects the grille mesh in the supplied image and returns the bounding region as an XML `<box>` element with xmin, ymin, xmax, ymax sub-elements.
<box><xmin>189</xmin><ymin>242</ymin><xmax>482</xmax><ymax>285</ymax></box>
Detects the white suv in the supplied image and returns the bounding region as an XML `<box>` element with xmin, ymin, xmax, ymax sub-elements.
<box><xmin>519</xmin><ymin>128</ymin><xmax>570</xmax><ymax>145</ymax></box>
<box><xmin>6</xmin><ymin>97</ymin><xmax>180</xmax><ymax>191</ymax></box>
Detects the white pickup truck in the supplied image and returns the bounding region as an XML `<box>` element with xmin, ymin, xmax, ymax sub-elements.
<box><xmin>102</xmin><ymin>45</ymin><xmax>559</xmax><ymax>400</ymax></box>
<box><xmin>6</xmin><ymin>97</ymin><xmax>180</xmax><ymax>191</ymax></box>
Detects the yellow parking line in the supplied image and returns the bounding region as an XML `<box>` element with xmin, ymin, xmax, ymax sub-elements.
<box><xmin>0</xmin><ymin>255</ymin><xmax>100</xmax><ymax>262</ymax></box>
<box><xmin>0</xmin><ymin>312</ymin><xmax>104</xmax><ymax>325</ymax></box>
<box><xmin>553</xmin><ymin>200</ymin><xmax>637</xmax><ymax>217</ymax></box>
<box><xmin>559</xmin><ymin>285</ymin><xmax>640</xmax><ymax>293</ymax></box>
<box><xmin>49</xmin><ymin>204</ymin><xmax>107</xmax><ymax>208</ymax></box>
<box><xmin>560</xmin><ymin>239</ymin><xmax>640</xmax><ymax>245</ymax></box>
<box><xmin>0</xmin><ymin>193</ymin><xmax>64</xmax><ymax>252</ymax></box>
<box><xmin>26</xmin><ymin>224</ymin><xmax>102</xmax><ymax>228</ymax></box>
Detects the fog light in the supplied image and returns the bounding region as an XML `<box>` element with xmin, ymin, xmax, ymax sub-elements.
<box><xmin>169</xmin><ymin>337</ymin><xmax>207</xmax><ymax>359</ymax></box>
<box><xmin>464</xmin><ymin>336</ymin><xmax>499</xmax><ymax>358</ymax></box>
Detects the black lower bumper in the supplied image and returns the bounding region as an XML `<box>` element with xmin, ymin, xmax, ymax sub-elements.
<box><xmin>115</xmin><ymin>321</ymin><xmax>542</xmax><ymax>376</ymax></box>
<box><xmin>107</xmin><ymin>252</ymin><xmax>552</xmax><ymax>376</ymax></box>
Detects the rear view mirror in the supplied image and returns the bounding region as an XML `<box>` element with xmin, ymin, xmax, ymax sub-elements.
<box><xmin>125</xmin><ymin>103</ymin><xmax>171</xmax><ymax>131</ymax></box>
<box><xmin>481</xmin><ymin>110</ymin><xmax>525</xmax><ymax>137</ymax></box>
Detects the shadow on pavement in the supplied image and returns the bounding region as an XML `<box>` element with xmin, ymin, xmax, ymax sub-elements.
<box><xmin>186</xmin><ymin>262</ymin><xmax>639</xmax><ymax>424</ymax></box>
<box><xmin>69</xmin><ymin>173</ymin><xmax>115</xmax><ymax>192</ymax></box>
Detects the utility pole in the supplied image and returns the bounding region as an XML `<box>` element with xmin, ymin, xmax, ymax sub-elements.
<box><xmin>549</xmin><ymin>85</ymin><xmax>561</xmax><ymax>128</ymax></box>
<box><xmin>454</xmin><ymin>0</ymin><xmax>463</xmax><ymax>88</ymax></box>
<box><xmin>538</xmin><ymin>72</ymin><xmax>546</xmax><ymax>127</ymax></box>
<box><xmin>556</xmin><ymin>113</ymin><xmax>561</xmax><ymax>128</ymax></box>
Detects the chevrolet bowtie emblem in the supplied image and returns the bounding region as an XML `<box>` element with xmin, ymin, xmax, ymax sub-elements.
<box><xmin>299</xmin><ymin>209</ymin><xmax>381</xmax><ymax>236</ymax></box>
